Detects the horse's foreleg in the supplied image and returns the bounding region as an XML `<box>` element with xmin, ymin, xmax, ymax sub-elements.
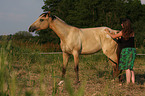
<box><xmin>73</xmin><ymin>51</ymin><xmax>80</xmax><ymax>84</ymax></box>
<box><xmin>62</xmin><ymin>52</ymin><xmax>69</xmax><ymax>79</ymax></box>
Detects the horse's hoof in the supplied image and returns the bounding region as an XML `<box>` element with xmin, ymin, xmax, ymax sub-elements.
<box><xmin>58</xmin><ymin>80</ymin><xmax>64</xmax><ymax>86</ymax></box>
<box><xmin>74</xmin><ymin>80</ymin><xmax>80</xmax><ymax>85</ymax></box>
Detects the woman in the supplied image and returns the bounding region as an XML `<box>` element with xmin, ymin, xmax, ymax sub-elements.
<box><xmin>106</xmin><ymin>18</ymin><xmax>136</xmax><ymax>84</ymax></box>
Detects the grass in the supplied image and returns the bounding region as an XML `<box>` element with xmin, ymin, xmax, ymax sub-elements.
<box><xmin>0</xmin><ymin>39</ymin><xmax>145</xmax><ymax>96</ymax></box>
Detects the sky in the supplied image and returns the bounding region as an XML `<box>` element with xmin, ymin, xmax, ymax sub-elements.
<box><xmin>0</xmin><ymin>0</ymin><xmax>43</xmax><ymax>35</ymax></box>
<box><xmin>0</xmin><ymin>0</ymin><xmax>145</xmax><ymax>36</ymax></box>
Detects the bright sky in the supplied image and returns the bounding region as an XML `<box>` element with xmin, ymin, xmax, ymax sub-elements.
<box><xmin>0</xmin><ymin>0</ymin><xmax>43</xmax><ymax>35</ymax></box>
<box><xmin>141</xmin><ymin>0</ymin><xmax>145</xmax><ymax>4</ymax></box>
<box><xmin>0</xmin><ymin>0</ymin><xmax>145</xmax><ymax>35</ymax></box>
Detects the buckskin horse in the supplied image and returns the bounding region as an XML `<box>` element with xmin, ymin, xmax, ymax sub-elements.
<box><xmin>29</xmin><ymin>12</ymin><xmax>120</xmax><ymax>84</ymax></box>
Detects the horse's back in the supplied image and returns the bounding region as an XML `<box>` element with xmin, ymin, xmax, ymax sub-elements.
<box><xmin>79</xmin><ymin>27</ymin><xmax>107</xmax><ymax>54</ymax></box>
<box><xmin>80</xmin><ymin>27</ymin><xmax>118</xmax><ymax>62</ymax></box>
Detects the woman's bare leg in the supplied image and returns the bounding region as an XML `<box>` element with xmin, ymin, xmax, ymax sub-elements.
<box><xmin>131</xmin><ymin>70</ymin><xmax>135</xmax><ymax>84</ymax></box>
<box><xmin>126</xmin><ymin>69</ymin><xmax>131</xmax><ymax>84</ymax></box>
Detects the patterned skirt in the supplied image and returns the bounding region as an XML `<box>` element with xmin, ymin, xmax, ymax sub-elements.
<box><xmin>119</xmin><ymin>48</ymin><xmax>136</xmax><ymax>70</ymax></box>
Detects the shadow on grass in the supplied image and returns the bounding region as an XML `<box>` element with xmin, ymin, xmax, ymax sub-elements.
<box><xmin>136</xmin><ymin>74</ymin><xmax>145</xmax><ymax>85</ymax></box>
<box><xmin>96</xmin><ymin>70</ymin><xmax>112</xmax><ymax>79</ymax></box>
<box><xmin>119</xmin><ymin>73</ymin><xmax>145</xmax><ymax>85</ymax></box>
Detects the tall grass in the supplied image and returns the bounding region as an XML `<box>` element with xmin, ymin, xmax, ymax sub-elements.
<box><xmin>0</xmin><ymin>38</ymin><xmax>144</xmax><ymax>96</ymax></box>
<box><xmin>0</xmin><ymin>38</ymin><xmax>16</xmax><ymax>96</ymax></box>
<box><xmin>12</xmin><ymin>40</ymin><xmax>61</xmax><ymax>52</ymax></box>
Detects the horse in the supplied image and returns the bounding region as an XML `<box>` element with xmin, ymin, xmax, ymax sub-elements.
<box><xmin>29</xmin><ymin>12</ymin><xmax>120</xmax><ymax>84</ymax></box>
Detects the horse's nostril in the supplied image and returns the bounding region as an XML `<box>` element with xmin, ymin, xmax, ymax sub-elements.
<box><xmin>29</xmin><ymin>26</ymin><xmax>32</xmax><ymax>32</ymax></box>
<box><xmin>29</xmin><ymin>26</ymin><xmax>36</xmax><ymax>32</ymax></box>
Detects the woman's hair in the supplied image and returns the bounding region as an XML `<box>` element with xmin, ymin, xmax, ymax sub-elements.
<box><xmin>121</xmin><ymin>18</ymin><xmax>133</xmax><ymax>40</ymax></box>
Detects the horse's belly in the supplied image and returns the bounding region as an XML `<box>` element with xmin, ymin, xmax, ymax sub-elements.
<box><xmin>80</xmin><ymin>43</ymin><xmax>101</xmax><ymax>54</ymax></box>
<box><xmin>79</xmin><ymin>33</ymin><xmax>102</xmax><ymax>54</ymax></box>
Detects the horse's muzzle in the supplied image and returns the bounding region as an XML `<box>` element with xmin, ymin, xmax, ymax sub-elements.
<box><xmin>29</xmin><ymin>26</ymin><xmax>37</xmax><ymax>32</ymax></box>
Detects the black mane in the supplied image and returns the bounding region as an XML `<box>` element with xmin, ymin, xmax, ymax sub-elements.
<box><xmin>39</xmin><ymin>12</ymin><xmax>48</xmax><ymax>17</ymax></box>
<box><xmin>40</xmin><ymin>12</ymin><xmax>56</xmax><ymax>20</ymax></box>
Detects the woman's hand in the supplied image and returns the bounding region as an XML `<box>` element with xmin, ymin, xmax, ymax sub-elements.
<box><xmin>105</xmin><ymin>28</ymin><xmax>122</xmax><ymax>39</ymax></box>
<box><xmin>105</xmin><ymin>29</ymin><xmax>110</xmax><ymax>33</ymax></box>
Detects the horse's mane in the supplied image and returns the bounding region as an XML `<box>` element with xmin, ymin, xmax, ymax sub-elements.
<box><xmin>53</xmin><ymin>15</ymin><xmax>73</xmax><ymax>28</ymax></box>
<box><xmin>55</xmin><ymin>16</ymin><xmax>67</xmax><ymax>24</ymax></box>
<box><xmin>40</xmin><ymin>12</ymin><xmax>67</xmax><ymax>23</ymax></box>
<box><xmin>40</xmin><ymin>12</ymin><xmax>76</xmax><ymax>28</ymax></box>
<box><xmin>39</xmin><ymin>12</ymin><xmax>55</xmax><ymax>19</ymax></box>
<box><xmin>40</xmin><ymin>12</ymin><xmax>48</xmax><ymax>17</ymax></box>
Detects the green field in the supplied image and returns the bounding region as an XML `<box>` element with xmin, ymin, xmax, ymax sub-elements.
<box><xmin>0</xmin><ymin>40</ymin><xmax>145</xmax><ymax>96</ymax></box>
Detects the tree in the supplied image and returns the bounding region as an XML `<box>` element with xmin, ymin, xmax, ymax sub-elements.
<box><xmin>66</xmin><ymin>0</ymin><xmax>99</xmax><ymax>28</ymax></box>
<box><xmin>13</xmin><ymin>31</ymin><xmax>33</xmax><ymax>41</ymax></box>
<box><xmin>40</xmin><ymin>0</ymin><xmax>145</xmax><ymax>47</ymax></box>
<box><xmin>36</xmin><ymin>29</ymin><xmax>59</xmax><ymax>44</ymax></box>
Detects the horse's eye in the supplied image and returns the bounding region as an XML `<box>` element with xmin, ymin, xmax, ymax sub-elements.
<box><xmin>40</xmin><ymin>19</ymin><xmax>44</xmax><ymax>22</ymax></box>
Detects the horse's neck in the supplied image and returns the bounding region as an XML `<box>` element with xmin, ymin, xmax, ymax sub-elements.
<box><xmin>50</xmin><ymin>18</ymin><xmax>71</xmax><ymax>41</ymax></box>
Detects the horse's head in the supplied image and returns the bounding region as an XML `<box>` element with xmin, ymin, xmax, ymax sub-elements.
<box><xmin>29</xmin><ymin>12</ymin><xmax>53</xmax><ymax>32</ymax></box>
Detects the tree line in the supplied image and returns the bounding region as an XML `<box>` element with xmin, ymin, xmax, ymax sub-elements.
<box><xmin>40</xmin><ymin>0</ymin><xmax>145</xmax><ymax>48</ymax></box>
<box><xmin>0</xmin><ymin>0</ymin><xmax>145</xmax><ymax>48</ymax></box>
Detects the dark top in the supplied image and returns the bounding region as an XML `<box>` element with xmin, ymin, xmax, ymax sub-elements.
<box><xmin>117</xmin><ymin>36</ymin><xmax>135</xmax><ymax>50</ymax></box>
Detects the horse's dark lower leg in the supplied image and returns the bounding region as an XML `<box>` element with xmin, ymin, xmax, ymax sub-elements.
<box><xmin>113</xmin><ymin>66</ymin><xmax>121</xmax><ymax>77</ymax></box>
<box><xmin>112</xmin><ymin>64</ymin><xmax>117</xmax><ymax>78</ymax></box>
<box><xmin>58</xmin><ymin>67</ymin><xmax>66</xmax><ymax>86</ymax></box>
<box><xmin>73</xmin><ymin>51</ymin><xmax>80</xmax><ymax>84</ymax></box>
<box><xmin>119</xmin><ymin>70</ymin><xmax>123</xmax><ymax>82</ymax></box>
<box><xmin>74</xmin><ymin>65</ymin><xmax>80</xmax><ymax>84</ymax></box>
<box><xmin>61</xmin><ymin>52</ymin><xmax>69</xmax><ymax>80</ymax></box>
<box><xmin>117</xmin><ymin>45</ymin><xmax>123</xmax><ymax>82</ymax></box>
<box><xmin>113</xmin><ymin>67</ymin><xmax>123</xmax><ymax>82</ymax></box>
<box><xmin>62</xmin><ymin>67</ymin><xmax>66</xmax><ymax>79</ymax></box>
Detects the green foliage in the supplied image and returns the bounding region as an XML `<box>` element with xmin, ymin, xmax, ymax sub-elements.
<box><xmin>40</xmin><ymin>0</ymin><xmax>145</xmax><ymax>47</ymax></box>
<box><xmin>1</xmin><ymin>0</ymin><xmax>144</xmax><ymax>48</ymax></box>
<box><xmin>0</xmin><ymin>38</ymin><xmax>15</xmax><ymax>96</ymax></box>
<box><xmin>36</xmin><ymin>29</ymin><xmax>60</xmax><ymax>44</ymax></box>
<box><xmin>13</xmin><ymin>31</ymin><xmax>33</xmax><ymax>42</ymax></box>
<box><xmin>133</xmin><ymin>19</ymin><xmax>145</xmax><ymax>48</ymax></box>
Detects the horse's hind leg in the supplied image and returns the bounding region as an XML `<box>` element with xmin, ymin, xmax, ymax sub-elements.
<box><xmin>109</xmin><ymin>59</ymin><xmax>119</xmax><ymax>78</ymax></box>
<box><xmin>62</xmin><ymin>52</ymin><xmax>69</xmax><ymax>79</ymax></box>
<box><xmin>109</xmin><ymin>59</ymin><xmax>122</xmax><ymax>82</ymax></box>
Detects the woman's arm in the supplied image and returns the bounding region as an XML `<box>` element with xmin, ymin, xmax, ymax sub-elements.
<box><xmin>105</xmin><ymin>29</ymin><xmax>122</xmax><ymax>39</ymax></box>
